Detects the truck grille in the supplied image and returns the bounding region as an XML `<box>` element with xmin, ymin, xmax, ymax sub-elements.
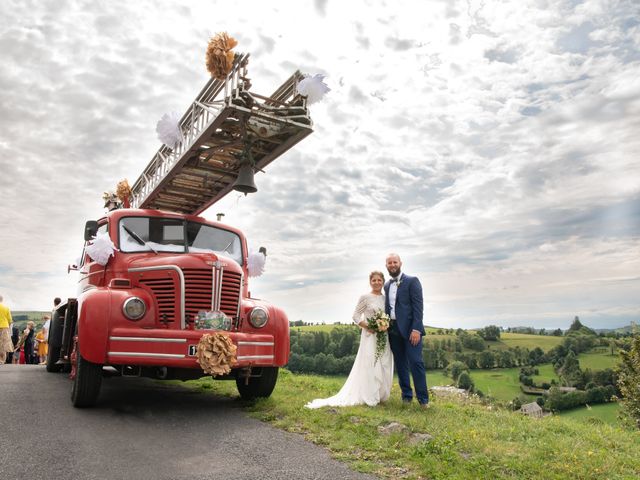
<box><xmin>137</xmin><ymin>268</ymin><xmax>242</xmax><ymax>326</ymax></box>
<box><xmin>183</xmin><ymin>268</ymin><xmax>242</xmax><ymax>322</ymax></box>
<box><xmin>139</xmin><ymin>277</ymin><xmax>178</xmax><ymax>323</ymax></box>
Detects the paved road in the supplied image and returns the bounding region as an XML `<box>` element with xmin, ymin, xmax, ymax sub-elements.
<box><xmin>0</xmin><ymin>364</ymin><xmax>375</xmax><ymax>480</ymax></box>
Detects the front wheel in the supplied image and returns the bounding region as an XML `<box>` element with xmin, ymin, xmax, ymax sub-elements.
<box><xmin>236</xmin><ymin>367</ymin><xmax>279</xmax><ymax>400</ymax></box>
<box><xmin>71</xmin><ymin>343</ymin><xmax>103</xmax><ymax>408</ymax></box>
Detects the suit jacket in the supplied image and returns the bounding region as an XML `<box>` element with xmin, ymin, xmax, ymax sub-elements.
<box><xmin>384</xmin><ymin>274</ymin><xmax>425</xmax><ymax>339</ymax></box>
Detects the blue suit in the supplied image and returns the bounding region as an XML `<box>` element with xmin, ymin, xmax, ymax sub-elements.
<box><xmin>384</xmin><ymin>274</ymin><xmax>429</xmax><ymax>404</ymax></box>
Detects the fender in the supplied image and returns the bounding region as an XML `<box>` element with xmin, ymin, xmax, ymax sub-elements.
<box><xmin>267</xmin><ymin>305</ymin><xmax>290</xmax><ymax>366</ymax></box>
<box><xmin>77</xmin><ymin>289</ymin><xmax>111</xmax><ymax>364</ymax></box>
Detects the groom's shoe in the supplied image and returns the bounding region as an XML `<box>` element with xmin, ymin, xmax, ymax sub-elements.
<box><xmin>419</xmin><ymin>402</ymin><xmax>431</xmax><ymax>410</ymax></box>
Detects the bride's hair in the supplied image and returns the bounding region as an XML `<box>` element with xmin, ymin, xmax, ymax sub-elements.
<box><xmin>369</xmin><ymin>270</ymin><xmax>385</xmax><ymax>281</ymax></box>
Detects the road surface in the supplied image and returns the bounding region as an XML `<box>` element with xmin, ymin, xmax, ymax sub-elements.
<box><xmin>0</xmin><ymin>364</ymin><xmax>376</xmax><ymax>480</ymax></box>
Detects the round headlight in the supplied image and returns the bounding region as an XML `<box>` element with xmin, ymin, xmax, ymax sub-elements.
<box><xmin>249</xmin><ymin>307</ymin><xmax>269</xmax><ymax>328</ymax></box>
<box><xmin>123</xmin><ymin>297</ymin><xmax>146</xmax><ymax>320</ymax></box>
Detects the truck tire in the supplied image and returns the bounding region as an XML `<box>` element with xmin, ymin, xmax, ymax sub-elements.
<box><xmin>46</xmin><ymin>310</ymin><xmax>64</xmax><ymax>373</ymax></box>
<box><xmin>236</xmin><ymin>367</ymin><xmax>279</xmax><ymax>400</ymax></box>
<box><xmin>71</xmin><ymin>349</ymin><xmax>103</xmax><ymax>408</ymax></box>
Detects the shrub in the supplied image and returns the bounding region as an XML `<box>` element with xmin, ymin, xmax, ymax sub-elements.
<box><xmin>617</xmin><ymin>334</ymin><xmax>640</xmax><ymax>428</ymax></box>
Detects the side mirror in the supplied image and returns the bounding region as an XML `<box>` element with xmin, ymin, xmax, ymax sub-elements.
<box><xmin>84</xmin><ymin>220</ymin><xmax>98</xmax><ymax>241</ymax></box>
<box><xmin>67</xmin><ymin>264</ymin><xmax>78</xmax><ymax>273</ymax></box>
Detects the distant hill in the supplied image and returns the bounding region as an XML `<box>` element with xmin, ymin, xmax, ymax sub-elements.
<box><xmin>10</xmin><ymin>311</ymin><xmax>49</xmax><ymax>327</ymax></box>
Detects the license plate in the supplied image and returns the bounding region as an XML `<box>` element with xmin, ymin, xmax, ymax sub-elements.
<box><xmin>188</xmin><ymin>345</ymin><xmax>197</xmax><ymax>356</ymax></box>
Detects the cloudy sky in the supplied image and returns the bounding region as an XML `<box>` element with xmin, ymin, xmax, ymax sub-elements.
<box><xmin>1</xmin><ymin>0</ymin><xmax>638</xmax><ymax>329</ymax></box>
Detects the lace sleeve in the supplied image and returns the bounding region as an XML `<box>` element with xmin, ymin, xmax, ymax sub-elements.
<box><xmin>352</xmin><ymin>295</ymin><xmax>368</xmax><ymax>324</ymax></box>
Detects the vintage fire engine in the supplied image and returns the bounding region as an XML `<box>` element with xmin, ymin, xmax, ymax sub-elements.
<box><xmin>47</xmin><ymin>53</ymin><xmax>314</xmax><ymax>407</ymax></box>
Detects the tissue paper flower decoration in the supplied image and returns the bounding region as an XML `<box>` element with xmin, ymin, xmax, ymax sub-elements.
<box><xmin>205</xmin><ymin>32</ymin><xmax>238</xmax><ymax>80</ymax></box>
<box><xmin>85</xmin><ymin>231</ymin><xmax>116</xmax><ymax>266</ymax></box>
<box><xmin>247</xmin><ymin>249</ymin><xmax>266</xmax><ymax>277</ymax></box>
<box><xmin>156</xmin><ymin>111</ymin><xmax>182</xmax><ymax>148</ymax></box>
<box><xmin>102</xmin><ymin>191</ymin><xmax>120</xmax><ymax>211</ymax></box>
<box><xmin>116</xmin><ymin>179</ymin><xmax>132</xmax><ymax>208</ymax></box>
<box><xmin>296</xmin><ymin>74</ymin><xmax>330</xmax><ymax>104</ymax></box>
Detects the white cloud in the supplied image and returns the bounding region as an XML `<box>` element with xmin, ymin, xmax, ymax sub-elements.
<box><xmin>0</xmin><ymin>0</ymin><xmax>638</xmax><ymax>330</ymax></box>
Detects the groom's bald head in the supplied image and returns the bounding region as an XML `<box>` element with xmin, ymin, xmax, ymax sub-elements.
<box><xmin>385</xmin><ymin>253</ymin><xmax>402</xmax><ymax>277</ymax></box>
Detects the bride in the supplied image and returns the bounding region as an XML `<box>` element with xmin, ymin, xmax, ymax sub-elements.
<box><xmin>306</xmin><ymin>271</ymin><xmax>394</xmax><ymax>408</ymax></box>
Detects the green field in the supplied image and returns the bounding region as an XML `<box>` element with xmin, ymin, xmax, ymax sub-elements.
<box><xmin>489</xmin><ymin>333</ymin><xmax>564</xmax><ymax>352</ymax></box>
<box><xmin>531</xmin><ymin>363</ymin><xmax>558</xmax><ymax>384</ymax></box>
<box><xmin>470</xmin><ymin>368</ymin><xmax>527</xmax><ymax>402</ymax></box>
<box><xmin>577</xmin><ymin>350</ymin><xmax>620</xmax><ymax>370</ymax></box>
<box><xmin>560</xmin><ymin>402</ymin><xmax>621</xmax><ymax>425</ymax></box>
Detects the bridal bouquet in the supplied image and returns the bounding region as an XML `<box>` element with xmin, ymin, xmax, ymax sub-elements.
<box><xmin>366</xmin><ymin>309</ymin><xmax>391</xmax><ymax>363</ymax></box>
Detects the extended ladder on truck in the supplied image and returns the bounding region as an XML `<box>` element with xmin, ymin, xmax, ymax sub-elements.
<box><xmin>130</xmin><ymin>53</ymin><xmax>313</xmax><ymax>215</ymax></box>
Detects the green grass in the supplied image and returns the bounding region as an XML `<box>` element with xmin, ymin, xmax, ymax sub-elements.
<box><xmin>184</xmin><ymin>371</ymin><xmax>640</xmax><ymax>479</ymax></box>
<box><xmin>577</xmin><ymin>350</ymin><xmax>621</xmax><ymax>371</ymax></box>
<box><xmin>531</xmin><ymin>364</ymin><xmax>558</xmax><ymax>385</ymax></box>
<box><xmin>470</xmin><ymin>369</ymin><xmax>526</xmax><ymax>402</ymax></box>
<box><xmin>490</xmin><ymin>333</ymin><xmax>564</xmax><ymax>352</ymax></box>
<box><xmin>560</xmin><ymin>403</ymin><xmax>621</xmax><ymax>425</ymax></box>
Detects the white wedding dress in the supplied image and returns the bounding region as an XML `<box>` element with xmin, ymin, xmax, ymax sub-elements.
<box><xmin>305</xmin><ymin>293</ymin><xmax>394</xmax><ymax>408</ymax></box>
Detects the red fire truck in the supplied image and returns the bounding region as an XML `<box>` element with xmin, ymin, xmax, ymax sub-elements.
<box><xmin>47</xmin><ymin>54</ymin><xmax>314</xmax><ymax>407</ymax></box>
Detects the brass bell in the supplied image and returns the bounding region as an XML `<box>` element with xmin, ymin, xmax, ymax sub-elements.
<box><xmin>232</xmin><ymin>162</ymin><xmax>257</xmax><ymax>194</ymax></box>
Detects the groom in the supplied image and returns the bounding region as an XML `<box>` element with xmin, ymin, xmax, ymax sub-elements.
<box><xmin>384</xmin><ymin>253</ymin><xmax>429</xmax><ymax>407</ymax></box>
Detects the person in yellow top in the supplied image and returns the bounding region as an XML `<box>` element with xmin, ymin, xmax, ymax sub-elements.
<box><xmin>0</xmin><ymin>294</ymin><xmax>13</xmax><ymax>364</ymax></box>
<box><xmin>36</xmin><ymin>325</ymin><xmax>48</xmax><ymax>364</ymax></box>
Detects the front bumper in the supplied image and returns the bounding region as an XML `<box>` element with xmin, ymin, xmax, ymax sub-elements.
<box><xmin>106</xmin><ymin>328</ymin><xmax>277</xmax><ymax>368</ymax></box>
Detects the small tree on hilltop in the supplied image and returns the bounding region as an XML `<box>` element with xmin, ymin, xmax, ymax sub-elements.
<box><xmin>617</xmin><ymin>334</ymin><xmax>640</xmax><ymax>428</ymax></box>
<box><xmin>569</xmin><ymin>316</ymin><xmax>584</xmax><ymax>332</ymax></box>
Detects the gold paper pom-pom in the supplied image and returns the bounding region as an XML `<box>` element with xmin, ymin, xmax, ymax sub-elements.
<box><xmin>116</xmin><ymin>179</ymin><xmax>132</xmax><ymax>203</ymax></box>
<box><xmin>205</xmin><ymin>32</ymin><xmax>238</xmax><ymax>80</ymax></box>
<box><xmin>196</xmin><ymin>332</ymin><xmax>238</xmax><ymax>376</ymax></box>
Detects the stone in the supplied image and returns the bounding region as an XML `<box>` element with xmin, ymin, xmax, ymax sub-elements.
<box><xmin>408</xmin><ymin>432</ymin><xmax>434</xmax><ymax>445</ymax></box>
<box><xmin>377</xmin><ymin>422</ymin><xmax>409</xmax><ymax>435</ymax></box>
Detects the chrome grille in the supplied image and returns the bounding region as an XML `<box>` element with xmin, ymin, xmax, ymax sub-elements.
<box><xmin>138</xmin><ymin>277</ymin><xmax>177</xmax><ymax>323</ymax></box>
<box><xmin>183</xmin><ymin>268</ymin><xmax>242</xmax><ymax>322</ymax></box>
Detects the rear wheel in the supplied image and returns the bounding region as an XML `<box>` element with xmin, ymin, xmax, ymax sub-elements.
<box><xmin>236</xmin><ymin>367</ymin><xmax>279</xmax><ymax>400</ymax></box>
<box><xmin>45</xmin><ymin>310</ymin><xmax>63</xmax><ymax>372</ymax></box>
<box><xmin>71</xmin><ymin>340</ymin><xmax>103</xmax><ymax>408</ymax></box>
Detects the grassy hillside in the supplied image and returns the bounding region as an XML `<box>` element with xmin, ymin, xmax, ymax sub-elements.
<box><xmin>186</xmin><ymin>372</ymin><xmax>639</xmax><ymax>479</ymax></box>
<box><xmin>9</xmin><ymin>311</ymin><xmax>49</xmax><ymax>328</ymax></box>
<box><xmin>561</xmin><ymin>403</ymin><xmax>621</xmax><ymax>425</ymax></box>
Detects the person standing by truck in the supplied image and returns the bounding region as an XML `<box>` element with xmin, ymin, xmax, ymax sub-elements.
<box><xmin>0</xmin><ymin>294</ymin><xmax>13</xmax><ymax>364</ymax></box>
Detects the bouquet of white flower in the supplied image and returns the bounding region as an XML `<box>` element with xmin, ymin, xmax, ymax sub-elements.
<box><xmin>366</xmin><ymin>309</ymin><xmax>391</xmax><ymax>363</ymax></box>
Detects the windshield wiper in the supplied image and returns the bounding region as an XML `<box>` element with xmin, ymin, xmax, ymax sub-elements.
<box><xmin>222</xmin><ymin>240</ymin><xmax>234</xmax><ymax>254</ymax></box>
<box><xmin>123</xmin><ymin>225</ymin><xmax>158</xmax><ymax>255</ymax></box>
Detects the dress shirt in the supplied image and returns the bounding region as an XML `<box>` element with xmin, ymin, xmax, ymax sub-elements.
<box><xmin>388</xmin><ymin>273</ymin><xmax>402</xmax><ymax>320</ymax></box>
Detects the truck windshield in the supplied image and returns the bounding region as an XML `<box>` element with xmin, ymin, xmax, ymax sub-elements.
<box><xmin>119</xmin><ymin>217</ymin><xmax>243</xmax><ymax>264</ymax></box>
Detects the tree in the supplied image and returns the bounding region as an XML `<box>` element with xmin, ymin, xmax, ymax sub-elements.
<box><xmin>478</xmin><ymin>325</ymin><xmax>501</xmax><ymax>341</ymax></box>
<box><xmin>478</xmin><ymin>351</ymin><xmax>495</xmax><ymax>369</ymax></box>
<box><xmin>569</xmin><ymin>316</ymin><xmax>584</xmax><ymax>332</ymax></box>
<box><xmin>558</xmin><ymin>351</ymin><xmax>582</xmax><ymax>387</ymax></box>
<box><xmin>617</xmin><ymin>334</ymin><xmax>640</xmax><ymax>428</ymax></box>
<box><xmin>552</xmin><ymin>328</ymin><xmax>563</xmax><ymax>336</ymax></box>
<box><xmin>457</xmin><ymin>372</ymin><xmax>474</xmax><ymax>391</ymax></box>
<box><xmin>462</xmin><ymin>334</ymin><xmax>486</xmax><ymax>351</ymax></box>
<box><xmin>529</xmin><ymin>347</ymin><xmax>545</xmax><ymax>366</ymax></box>
<box><xmin>447</xmin><ymin>361</ymin><xmax>468</xmax><ymax>382</ymax></box>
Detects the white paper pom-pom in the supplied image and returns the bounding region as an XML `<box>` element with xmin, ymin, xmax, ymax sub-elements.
<box><xmin>156</xmin><ymin>111</ymin><xmax>182</xmax><ymax>148</ymax></box>
<box><xmin>85</xmin><ymin>231</ymin><xmax>116</xmax><ymax>266</ymax></box>
<box><xmin>296</xmin><ymin>74</ymin><xmax>330</xmax><ymax>104</ymax></box>
<box><xmin>247</xmin><ymin>250</ymin><xmax>266</xmax><ymax>278</ymax></box>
